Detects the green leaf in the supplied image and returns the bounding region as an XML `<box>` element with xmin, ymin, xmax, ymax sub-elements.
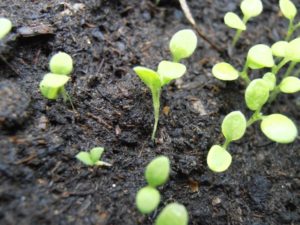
<box><xmin>271</xmin><ymin>41</ymin><xmax>289</xmax><ymax>57</ymax></box>
<box><xmin>262</xmin><ymin>72</ymin><xmax>276</xmax><ymax>91</ymax></box>
<box><xmin>49</xmin><ymin>52</ymin><xmax>73</xmax><ymax>75</ymax></box>
<box><xmin>133</xmin><ymin>66</ymin><xmax>161</xmax><ymax>90</ymax></box>
<box><xmin>207</xmin><ymin>145</ymin><xmax>232</xmax><ymax>173</ymax></box>
<box><xmin>145</xmin><ymin>156</ymin><xmax>170</xmax><ymax>187</ymax></box>
<box><xmin>155</xmin><ymin>203</ymin><xmax>188</xmax><ymax>225</ymax></box>
<box><xmin>285</xmin><ymin>37</ymin><xmax>300</xmax><ymax>62</ymax></box>
<box><xmin>90</xmin><ymin>147</ymin><xmax>104</xmax><ymax>163</ymax></box>
<box><xmin>224</xmin><ymin>12</ymin><xmax>246</xmax><ymax>30</ymax></box>
<box><xmin>39</xmin><ymin>73</ymin><xmax>70</xmax><ymax>100</ymax></box>
<box><xmin>0</xmin><ymin>18</ymin><xmax>12</xmax><ymax>40</ymax></box>
<box><xmin>76</xmin><ymin>152</ymin><xmax>94</xmax><ymax>166</ymax></box>
<box><xmin>279</xmin><ymin>76</ymin><xmax>300</xmax><ymax>93</ymax></box>
<box><xmin>241</xmin><ymin>0</ymin><xmax>263</xmax><ymax>20</ymax></box>
<box><xmin>279</xmin><ymin>0</ymin><xmax>297</xmax><ymax>20</ymax></box>
<box><xmin>222</xmin><ymin>111</ymin><xmax>247</xmax><ymax>142</ymax></box>
<box><xmin>169</xmin><ymin>29</ymin><xmax>197</xmax><ymax>62</ymax></box>
<box><xmin>212</xmin><ymin>62</ymin><xmax>239</xmax><ymax>81</ymax></box>
<box><xmin>247</xmin><ymin>44</ymin><xmax>274</xmax><ymax>69</ymax></box>
<box><xmin>157</xmin><ymin>61</ymin><xmax>186</xmax><ymax>86</ymax></box>
<box><xmin>136</xmin><ymin>186</ymin><xmax>160</xmax><ymax>214</ymax></box>
<box><xmin>261</xmin><ymin>114</ymin><xmax>298</xmax><ymax>143</ymax></box>
<box><xmin>245</xmin><ymin>79</ymin><xmax>270</xmax><ymax>111</ymax></box>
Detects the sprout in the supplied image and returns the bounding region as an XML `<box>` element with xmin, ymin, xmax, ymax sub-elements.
<box><xmin>212</xmin><ymin>62</ymin><xmax>239</xmax><ymax>81</ymax></box>
<box><xmin>136</xmin><ymin>186</ymin><xmax>160</xmax><ymax>214</ymax></box>
<box><xmin>247</xmin><ymin>44</ymin><xmax>275</xmax><ymax>69</ymax></box>
<box><xmin>0</xmin><ymin>18</ymin><xmax>12</xmax><ymax>40</ymax></box>
<box><xmin>224</xmin><ymin>12</ymin><xmax>246</xmax><ymax>31</ymax></box>
<box><xmin>145</xmin><ymin>156</ymin><xmax>170</xmax><ymax>187</ymax></box>
<box><xmin>271</xmin><ymin>41</ymin><xmax>289</xmax><ymax>57</ymax></box>
<box><xmin>262</xmin><ymin>72</ymin><xmax>276</xmax><ymax>91</ymax></box>
<box><xmin>245</xmin><ymin>79</ymin><xmax>270</xmax><ymax>111</ymax></box>
<box><xmin>49</xmin><ymin>52</ymin><xmax>73</xmax><ymax>75</ymax></box>
<box><xmin>207</xmin><ymin>145</ymin><xmax>232</xmax><ymax>173</ymax></box>
<box><xmin>279</xmin><ymin>76</ymin><xmax>300</xmax><ymax>93</ymax></box>
<box><xmin>240</xmin><ymin>0</ymin><xmax>263</xmax><ymax>20</ymax></box>
<box><xmin>280</xmin><ymin>0</ymin><xmax>297</xmax><ymax>21</ymax></box>
<box><xmin>76</xmin><ymin>147</ymin><xmax>111</xmax><ymax>166</ymax></box>
<box><xmin>261</xmin><ymin>114</ymin><xmax>298</xmax><ymax>143</ymax></box>
<box><xmin>155</xmin><ymin>203</ymin><xmax>188</xmax><ymax>225</ymax></box>
<box><xmin>169</xmin><ymin>29</ymin><xmax>197</xmax><ymax>62</ymax></box>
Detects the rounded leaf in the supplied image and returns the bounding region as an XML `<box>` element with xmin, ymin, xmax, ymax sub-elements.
<box><xmin>155</xmin><ymin>203</ymin><xmax>188</xmax><ymax>225</ymax></box>
<box><xmin>285</xmin><ymin>37</ymin><xmax>300</xmax><ymax>62</ymax></box>
<box><xmin>261</xmin><ymin>114</ymin><xmax>298</xmax><ymax>143</ymax></box>
<box><xmin>279</xmin><ymin>0</ymin><xmax>297</xmax><ymax>20</ymax></box>
<box><xmin>279</xmin><ymin>76</ymin><xmax>300</xmax><ymax>93</ymax></box>
<box><xmin>145</xmin><ymin>156</ymin><xmax>170</xmax><ymax>187</ymax></box>
<box><xmin>222</xmin><ymin>111</ymin><xmax>247</xmax><ymax>142</ymax></box>
<box><xmin>241</xmin><ymin>0</ymin><xmax>263</xmax><ymax>19</ymax></box>
<box><xmin>245</xmin><ymin>79</ymin><xmax>269</xmax><ymax>111</ymax></box>
<box><xmin>169</xmin><ymin>29</ymin><xmax>197</xmax><ymax>62</ymax></box>
<box><xmin>39</xmin><ymin>73</ymin><xmax>70</xmax><ymax>99</ymax></box>
<box><xmin>49</xmin><ymin>52</ymin><xmax>73</xmax><ymax>75</ymax></box>
<box><xmin>262</xmin><ymin>72</ymin><xmax>276</xmax><ymax>90</ymax></box>
<box><xmin>158</xmin><ymin>61</ymin><xmax>186</xmax><ymax>86</ymax></box>
<box><xmin>271</xmin><ymin>41</ymin><xmax>289</xmax><ymax>57</ymax></box>
<box><xmin>224</xmin><ymin>12</ymin><xmax>246</xmax><ymax>30</ymax></box>
<box><xmin>0</xmin><ymin>18</ymin><xmax>12</xmax><ymax>40</ymax></box>
<box><xmin>207</xmin><ymin>145</ymin><xmax>232</xmax><ymax>173</ymax></box>
<box><xmin>212</xmin><ymin>62</ymin><xmax>239</xmax><ymax>81</ymax></box>
<box><xmin>136</xmin><ymin>186</ymin><xmax>160</xmax><ymax>214</ymax></box>
<box><xmin>247</xmin><ymin>44</ymin><xmax>274</xmax><ymax>69</ymax></box>
<box><xmin>90</xmin><ymin>147</ymin><xmax>104</xmax><ymax>163</ymax></box>
<box><xmin>133</xmin><ymin>66</ymin><xmax>161</xmax><ymax>90</ymax></box>
<box><xmin>76</xmin><ymin>152</ymin><xmax>94</xmax><ymax>166</ymax></box>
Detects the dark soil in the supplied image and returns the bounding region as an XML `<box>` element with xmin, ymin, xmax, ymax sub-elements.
<box><xmin>0</xmin><ymin>0</ymin><xmax>299</xmax><ymax>224</ymax></box>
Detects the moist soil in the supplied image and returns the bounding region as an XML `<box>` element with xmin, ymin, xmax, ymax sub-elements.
<box><xmin>0</xmin><ymin>0</ymin><xmax>299</xmax><ymax>224</ymax></box>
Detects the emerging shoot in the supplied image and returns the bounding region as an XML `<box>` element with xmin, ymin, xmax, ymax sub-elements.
<box><xmin>155</xmin><ymin>203</ymin><xmax>188</xmax><ymax>225</ymax></box>
<box><xmin>0</xmin><ymin>18</ymin><xmax>12</xmax><ymax>40</ymax></box>
<box><xmin>279</xmin><ymin>0</ymin><xmax>299</xmax><ymax>41</ymax></box>
<box><xmin>76</xmin><ymin>147</ymin><xmax>111</xmax><ymax>166</ymax></box>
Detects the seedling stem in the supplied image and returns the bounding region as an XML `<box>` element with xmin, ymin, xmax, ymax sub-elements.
<box><xmin>232</xmin><ymin>17</ymin><xmax>249</xmax><ymax>47</ymax></box>
<box><xmin>240</xmin><ymin>61</ymin><xmax>250</xmax><ymax>84</ymax></box>
<box><xmin>247</xmin><ymin>109</ymin><xmax>263</xmax><ymax>127</ymax></box>
<box><xmin>151</xmin><ymin>88</ymin><xmax>161</xmax><ymax>140</ymax></box>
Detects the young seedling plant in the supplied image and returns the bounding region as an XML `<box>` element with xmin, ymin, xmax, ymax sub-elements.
<box><xmin>224</xmin><ymin>0</ymin><xmax>263</xmax><ymax>46</ymax></box>
<box><xmin>155</xmin><ymin>202</ymin><xmax>188</xmax><ymax>225</ymax></box>
<box><xmin>134</xmin><ymin>29</ymin><xmax>197</xmax><ymax>140</ymax></box>
<box><xmin>76</xmin><ymin>147</ymin><xmax>111</xmax><ymax>167</ymax></box>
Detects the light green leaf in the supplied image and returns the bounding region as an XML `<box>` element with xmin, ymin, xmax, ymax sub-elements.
<box><xmin>155</xmin><ymin>203</ymin><xmax>188</xmax><ymax>225</ymax></box>
<box><xmin>222</xmin><ymin>111</ymin><xmax>247</xmax><ymax>142</ymax></box>
<box><xmin>261</xmin><ymin>114</ymin><xmax>298</xmax><ymax>143</ymax></box>
<box><xmin>157</xmin><ymin>61</ymin><xmax>186</xmax><ymax>86</ymax></box>
<box><xmin>207</xmin><ymin>145</ymin><xmax>232</xmax><ymax>173</ymax></box>
<box><xmin>145</xmin><ymin>156</ymin><xmax>170</xmax><ymax>187</ymax></box>
<box><xmin>271</xmin><ymin>41</ymin><xmax>289</xmax><ymax>57</ymax></box>
<box><xmin>0</xmin><ymin>18</ymin><xmax>12</xmax><ymax>40</ymax></box>
<box><xmin>285</xmin><ymin>37</ymin><xmax>300</xmax><ymax>62</ymax></box>
<box><xmin>90</xmin><ymin>147</ymin><xmax>104</xmax><ymax>163</ymax></box>
<box><xmin>262</xmin><ymin>72</ymin><xmax>276</xmax><ymax>90</ymax></box>
<box><xmin>49</xmin><ymin>52</ymin><xmax>73</xmax><ymax>75</ymax></box>
<box><xmin>136</xmin><ymin>186</ymin><xmax>160</xmax><ymax>214</ymax></box>
<box><xmin>241</xmin><ymin>0</ymin><xmax>263</xmax><ymax>20</ymax></box>
<box><xmin>245</xmin><ymin>79</ymin><xmax>270</xmax><ymax>111</ymax></box>
<box><xmin>247</xmin><ymin>44</ymin><xmax>274</xmax><ymax>69</ymax></box>
<box><xmin>279</xmin><ymin>76</ymin><xmax>300</xmax><ymax>93</ymax></box>
<box><xmin>279</xmin><ymin>0</ymin><xmax>297</xmax><ymax>20</ymax></box>
<box><xmin>133</xmin><ymin>66</ymin><xmax>161</xmax><ymax>90</ymax></box>
<box><xmin>39</xmin><ymin>73</ymin><xmax>70</xmax><ymax>100</ymax></box>
<box><xmin>212</xmin><ymin>62</ymin><xmax>239</xmax><ymax>81</ymax></box>
<box><xmin>169</xmin><ymin>29</ymin><xmax>197</xmax><ymax>62</ymax></box>
<box><xmin>224</xmin><ymin>12</ymin><xmax>246</xmax><ymax>30</ymax></box>
<box><xmin>76</xmin><ymin>152</ymin><xmax>94</xmax><ymax>166</ymax></box>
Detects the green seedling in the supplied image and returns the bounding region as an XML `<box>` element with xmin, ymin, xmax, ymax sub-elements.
<box><xmin>49</xmin><ymin>52</ymin><xmax>73</xmax><ymax>75</ymax></box>
<box><xmin>207</xmin><ymin>111</ymin><xmax>246</xmax><ymax>172</ymax></box>
<box><xmin>0</xmin><ymin>18</ymin><xmax>12</xmax><ymax>40</ymax></box>
<box><xmin>145</xmin><ymin>156</ymin><xmax>170</xmax><ymax>187</ymax></box>
<box><xmin>224</xmin><ymin>0</ymin><xmax>263</xmax><ymax>46</ymax></box>
<box><xmin>136</xmin><ymin>186</ymin><xmax>160</xmax><ymax>214</ymax></box>
<box><xmin>271</xmin><ymin>41</ymin><xmax>289</xmax><ymax>58</ymax></box>
<box><xmin>76</xmin><ymin>147</ymin><xmax>111</xmax><ymax>166</ymax></box>
<box><xmin>155</xmin><ymin>203</ymin><xmax>188</xmax><ymax>225</ymax></box>
<box><xmin>279</xmin><ymin>0</ymin><xmax>299</xmax><ymax>41</ymax></box>
<box><xmin>134</xmin><ymin>29</ymin><xmax>197</xmax><ymax>140</ymax></box>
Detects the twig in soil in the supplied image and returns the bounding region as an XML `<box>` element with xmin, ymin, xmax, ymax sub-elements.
<box><xmin>0</xmin><ymin>55</ymin><xmax>19</xmax><ymax>75</ymax></box>
<box><xmin>178</xmin><ymin>0</ymin><xmax>223</xmax><ymax>53</ymax></box>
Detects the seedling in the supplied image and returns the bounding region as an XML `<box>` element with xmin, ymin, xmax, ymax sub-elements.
<box><xmin>76</xmin><ymin>147</ymin><xmax>111</xmax><ymax>166</ymax></box>
<box><xmin>136</xmin><ymin>186</ymin><xmax>161</xmax><ymax>214</ymax></box>
<box><xmin>155</xmin><ymin>203</ymin><xmax>188</xmax><ymax>225</ymax></box>
<box><xmin>224</xmin><ymin>0</ymin><xmax>263</xmax><ymax>46</ymax></box>
<box><xmin>0</xmin><ymin>18</ymin><xmax>12</xmax><ymax>40</ymax></box>
<box><xmin>279</xmin><ymin>0</ymin><xmax>299</xmax><ymax>41</ymax></box>
<box><xmin>134</xmin><ymin>29</ymin><xmax>197</xmax><ymax>140</ymax></box>
<box><xmin>49</xmin><ymin>52</ymin><xmax>73</xmax><ymax>75</ymax></box>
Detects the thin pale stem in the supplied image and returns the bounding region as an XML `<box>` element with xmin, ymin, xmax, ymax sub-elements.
<box><xmin>247</xmin><ymin>110</ymin><xmax>263</xmax><ymax>127</ymax></box>
<box><xmin>283</xmin><ymin>61</ymin><xmax>297</xmax><ymax>78</ymax></box>
<box><xmin>151</xmin><ymin>88</ymin><xmax>161</xmax><ymax>140</ymax></box>
<box><xmin>285</xmin><ymin>19</ymin><xmax>294</xmax><ymax>41</ymax></box>
<box><xmin>232</xmin><ymin>16</ymin><xmax>248</xmax><ymax>47</ymax></box>
<box><xmin>272</xmin><ymin>58</ymin><xmax>289</xmax><ymax>75</ymax></box>
<box><xmin>222</xmin><ymin>139</ymin><xmax>230</xmax><ymax>150</ymax></box>
<box><xmin>60</xmin><ymin>87</ymin><xmax>76</xmax><ymax>111</ymax></box>
<box><xmin>239</xmin><ymin>61</ymin><xmax>250</xmax><ymax>84</ymax></box>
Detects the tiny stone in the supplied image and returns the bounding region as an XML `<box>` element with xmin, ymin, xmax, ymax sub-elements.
<box><xmin>212</xmin><ymin>197</ymin><xmax>221</xmax><ymax>206</ymax></box>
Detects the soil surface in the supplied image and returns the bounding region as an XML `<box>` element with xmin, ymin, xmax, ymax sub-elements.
<box><xmin>0</xmin><ymin>0</ymin><xmax>299</xmax><ymax>224</ymax></box>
